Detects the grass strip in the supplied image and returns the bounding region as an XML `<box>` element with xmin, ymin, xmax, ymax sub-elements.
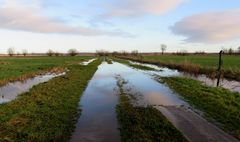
<box><xmin>0</xmin><ymin>60</ymin><xmax>101</xmax><ymax>142</ymax></box>
<box><xmin>161</xmin><ymin>77</ymin><xmax>240</xmax><ymax>139</ymax></box>
<box><xmin>106</xmin><ymin>58</ymin><xmax>113</xmax><ymax>64</ymax></box>
<box><xmin>0</xmin><ymin>56</ymin><xmax>92</xmax><ymax>87</ymax></box>
<box><xmin>116</xmin><ymin>77</ymin><xmax>188</xmax><ymax>142</ymax></box>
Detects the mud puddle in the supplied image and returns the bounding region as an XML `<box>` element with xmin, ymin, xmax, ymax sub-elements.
<box><xmin>129</xmin><ymin>61</ymin><xmax>240</xmax><ymax>93</ymax></box>
<box><xmin>0</xmin><ymin>72</ymin><xmax>65</xmax><ymax>104</ymax></box>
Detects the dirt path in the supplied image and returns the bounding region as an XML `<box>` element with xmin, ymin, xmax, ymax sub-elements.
<box><xmin>159</xmin><ymin>106</ymin><xmax>239</xmax><ymax>142</ymax></box>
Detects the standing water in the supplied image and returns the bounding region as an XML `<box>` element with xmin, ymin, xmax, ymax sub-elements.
<box><xmin>129</xmin><ymin>61</ymin><xmax>240</xmax><ymax>93</ymax></box>
<box><xmin>71</xmin><ymin>61</ymin><xmax>239</xmax><ymax>142</ymax></box>
<box><xmin>0</xmin><ymin>72</ymin><xmax>65</xmax><ymax>104</ymax></box>
<box><xmin>70</xmin><ymin>62</ymin><xmax>121</xmax><ymax>142</ymax></box>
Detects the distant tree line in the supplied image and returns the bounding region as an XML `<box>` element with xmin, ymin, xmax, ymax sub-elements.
<box><xmin>6</xmin><ymin>47</ymin><xmax>79</xmax><ymax>57</ymax></box>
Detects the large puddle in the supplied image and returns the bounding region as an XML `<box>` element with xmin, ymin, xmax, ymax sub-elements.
<box><xmin>129</xmin><ymin>61</ymin><xmax>240</xmax><ymax>93</ymax></box>
<box><xmin>0</xmin><ymin>72</ymin><xmax>65</xmax><ymax>104</ymax></box>
<box><xmin>80</xmin><ymin>58</ymin><xmax>97</xmax><ymax>66</ymax></box>
<box><xmin>70</xmin><ymin>62</ymin><xmax>121</xmax><ymax>142</ymax></box>
<box><xmin>112</xmin><ymin>61</ymin><xmax>239</xmax><ymax>142</ymax></box>
<box><xmin>71</xmin><ymin>61</ymin><xmax>190</xmax><ymax>142</ymax></box>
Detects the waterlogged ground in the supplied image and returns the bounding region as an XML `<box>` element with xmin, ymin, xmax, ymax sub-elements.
<box><xmin>71</xmin><ymin>62</ymin><xmax>121</xmax><ymax>142</ymax></box>
<box><xmin>1</xmin><ymin>58</ymin><xmax>239</xmax><ymax>141</ymax></box>
<box><xmin>71</xmin><ymin>61</ymin><xmax>239</xmax><ymax>142</ymax></box>
<box><xmin>129</xmin><ymin>61</ymin><xmax>240</xmax><ymax>93</ymax></box>
<box><xmin>0</xmin><ymin>72</ymin><xmax>65</xmax><ymax>104</ymax></box>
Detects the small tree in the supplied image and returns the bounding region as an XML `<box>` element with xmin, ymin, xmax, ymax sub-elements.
<box><xmin>22</xmin><ymin>49</ymin><xmax>28</xmax><ymax>56</ymax></box>
<box><xmin>131</xmin><ymin>50</ymin><xmax>138</xmax><ymax>56</ymax></box>
<box><xmin>238</xmin><ymin>46</ymin><xmax>240</xmax><ymax>53</ymax></box>
<box><xmin>8</xmin><ymin>47</ymin><xmax>15</xmax><ymax>57</ymax></box>
<box><xmin>160</xmin><ymin>44</ymin><xmax>167</xmax><ymax>55</ymax></box>
<box><xmin>68</xmin><ymin>49</ymin><xmax>78</xmax><ymax>56</ymax></box>
<box><xmin>47</xmin><ymin>49</ymin><xmax>54</xmax><ymax>56</ymax></box>
<box><xmin>228</xmin><ymin>48</ymin><xmax>234</xmax><ymax>55</ymax></box>
<box><xmin>54</xmin><ymin>51</ymin><xmax>60</xmax><ymax>57</ymax></box>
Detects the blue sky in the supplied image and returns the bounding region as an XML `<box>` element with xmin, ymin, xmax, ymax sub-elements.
<box><xmin>0</xmin><ymin>0</ymin><xmax>240</xmax><ymax>53</ymax></box>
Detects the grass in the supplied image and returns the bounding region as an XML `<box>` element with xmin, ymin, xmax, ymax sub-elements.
<box><xmin>113</xmin><ymin>58</ymin><xmax>157</xmax><ymax>71</ymax></box>
<box><xmin>160</xmin><ymin>77</ymin><xmax>240</xmax><ymax>139</ymax></box>
<box><xmin>106</xmin><ymin>57</ymin><xmax>113</xmax><ymax>64</ymax></box>
<box><xmin>0</xmin><ymin>56</ymin><xmax>92</xmax><ymax>86</ymax></box>
<box><xmin>144</xmin><ymin>55</ymin><xmax>240</xmax><ymax>70</ymax></box>
<box><xmin>0</xmin><ymin>59</ymin><xmax>101</xmax><ymax>141</ymax></box>
<box><xmin>117</xmin><ymin>55</ymin><xmax>240</xmax><ymax>80</ymax></box>
<box><xmin>116</xmin><ymin>76</ymin><xmax>187</xmax><ymax>142</ymax></box>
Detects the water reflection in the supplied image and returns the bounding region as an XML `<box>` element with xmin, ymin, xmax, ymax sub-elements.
<box><xmin>80</xmin><ymin>59</ymin><xmax>97</xmax><ymax>65</ymax></box>
<box><xmin>0</xmin><ymin>72</ymin><xmax>65</xmax><ymax>104</ymax></box>
<box><xmin>70</xmin><ymin>62</ymin><xmax>121</xmax><ymax>142</ymax></box>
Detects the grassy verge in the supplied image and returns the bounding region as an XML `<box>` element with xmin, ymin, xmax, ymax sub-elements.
<box><xmin>113</xmin><ymin>58</ymin><xmax>157</xmax><ymax>71</ymax></box>
<box><xmin>0</xmin><ymin>60</ymin><xmax>101</xmax><ymax>141</ymax></box>
<box><xmin>116</xmin><ymin>76</ymin><xmax>187</xmax><ymax>142</ymax></box>
<box><xmin>0</xmin><ymin>56</ymin><xmax>92</xmax><ymax>87</ymax></box>
<box><xmin>160</xmin><ymin>77</ymin><xmax>240</xmax><ymax>139</ymax></box>
<box><xmin>117</xmin><ymin>56</ymin><xmax>240</xmax><ymax>81</ymax></box>
<box><xmin>106</xmin><ymin>58</ymin><xmax>113</xmax><ymax>64</ymax></box>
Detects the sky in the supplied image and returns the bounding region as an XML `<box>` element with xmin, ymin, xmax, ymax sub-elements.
<box><xmin>0</xmin><ymin>0</ymin><xmax>240</xmax><ymax>53</ymax></box>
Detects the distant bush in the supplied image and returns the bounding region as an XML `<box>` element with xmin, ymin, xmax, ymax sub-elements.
<box><xmin>68</xmin><ymin>49</ymin><xmax>78</xmax><ymax>56</ymax></box>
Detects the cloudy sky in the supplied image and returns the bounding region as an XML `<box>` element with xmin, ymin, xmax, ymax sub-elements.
<box><xmin>0</xmin><ymin>0</ymin><xmax>240</xmax><ymax>53</ymax></box>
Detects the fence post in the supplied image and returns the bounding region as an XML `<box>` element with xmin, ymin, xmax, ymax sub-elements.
<box><xmin>217</xmin><ymin>50</ymin><xmax>223</xmax><ymax>87</ymax></box>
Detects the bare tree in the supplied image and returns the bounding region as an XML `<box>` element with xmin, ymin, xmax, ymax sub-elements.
<box><xmin>68</xmin><ymin>49</ymin><xmax>78</xmax><ymax>56</ymax></box>
<box><xmin>47</xmin><ymin>49</ymin><xmax>54</xmax><ymax>56</ymax></box>
<box><xmin>55</xmin><ymin>51</ymin><xmax>60</xmax><ymax>57</ymax></box>
<box><xmin>22</xmin><ymin>49</ymin><xmax>28</xmax><ymax>56</ymax></box>
<box><xmin>7</xmin><ymin>47</ymin><xmax>15</xmax><ymax>57</ymax></box>
<box><xmin>238</xmin><ymin>46</ymin><xmax>240</xmax><ymax>53</ymax></box>
<box><xmin>160</xmin><ymin>44</ymin><xmax>167</xmax><ymax>55</ymax></box>
<box><xmin>131</xmin><ymin>50</ymin><xmax>139</xmax><ymax>56</ymax></box>
<box><xmin>228</xmin><ymin>48</ymin><xmax>234</xmax><ymax>55</ymax></box>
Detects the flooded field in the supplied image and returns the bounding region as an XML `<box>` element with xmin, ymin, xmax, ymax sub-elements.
<box><xmin>129</xmin><ymin>61</ymin><xmax>240</xmax><ymax>93</ymax></box>
<box><xmin>0</xmin><ymin>72</ymin><xmax>65</xmax><ymax>104</ymax></box>
<box><xmin>1</xmin><ymin>58</ymin><xmax>239</xmax><ymax>141</ymax></box>
<box><xmin>70</xmin><ymin>61</ymin><xmax>239</xmax><ymax>142</ymax></box>
<box><xmin>80</xmin><ymin>58</ymin><xmax>97</xmax><ymax>66</ymax></box>
<box><xmin>71</xmin><ymin>62</ymin><xmax>120</xmax><ymax>142</ymax></box>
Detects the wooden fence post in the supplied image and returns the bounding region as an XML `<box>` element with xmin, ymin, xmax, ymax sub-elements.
<box><xmin>217</xmin><ymin>50</ymin><xmax>223</xmax><ymax>87</ymax></box>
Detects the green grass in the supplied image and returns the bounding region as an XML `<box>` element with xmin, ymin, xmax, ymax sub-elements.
<box><xmin>106</xmin><ymin>58</ymin><xmax>113</xmax><ymax>64</ymax></box>
<box><xmin>0</xmin><ymin>56</ymin><xmax>92</xmax><ymax>86</ymax></box>
<box><xmin>144</xmin><ymin>55</ymin><xmax>240</xmax><ymax>71</ymax></box>
<box><xmin>0</xmin><ymin>60</ymin><xmax>101</xmax><ymax>141</ymax></box>
<box><xmin>116</xmin><ymin>76</ymin><xmax>187</xmax><ymax>142</ymax></box>
<box><xmin>113</xmin><ymin>58</ymin><xmax>157</xmax><ymax>71</ymax></box>
<box><xmin>161</xmin><ymin>77</ymin><xmax>240</xmax><ymax>139</ymax></box>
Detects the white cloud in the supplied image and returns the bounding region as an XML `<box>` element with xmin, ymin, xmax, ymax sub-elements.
<box><xmin>171</xmin><ymin>9</ymin><xmax>240</xmax><ymax>43</ymax></box>
<box><xmin>0</xmin><ymin>0</ymin><xmax>133</xmax><ymax>37</ymax></box>
<box><xmin>99</xmin><ymin>0</ymin><xmax>186</xmax><ymax>19</ymax></box>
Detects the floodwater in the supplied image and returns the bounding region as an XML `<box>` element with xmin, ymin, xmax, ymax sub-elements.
<box><xmin>71</xmin><ymin>61</ymin><xmax>239</xmax><ymax>142</ymax></box>
<box><xmin>129</xmin><ymin>61</ymin><xmax>240</xmax><ymax>93</ymax></box>
<box><xmin>71</xmin><ymin>62</ymin><xmax>186</xmax><ymax>141</ymax></box>
<box><xmin>0</xmin><ymin>72</ymin><xmax>65</xmax><ymax>104</ymax></box>
<box><xmin>80</xmin><ymin>58</ymin><xmax>97</xmax><ymax>65</ymax></box>
<box><xmin>70</xmin><ymin>62</ymin><xmax>121</xmax><ymax>142</ymax></box>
